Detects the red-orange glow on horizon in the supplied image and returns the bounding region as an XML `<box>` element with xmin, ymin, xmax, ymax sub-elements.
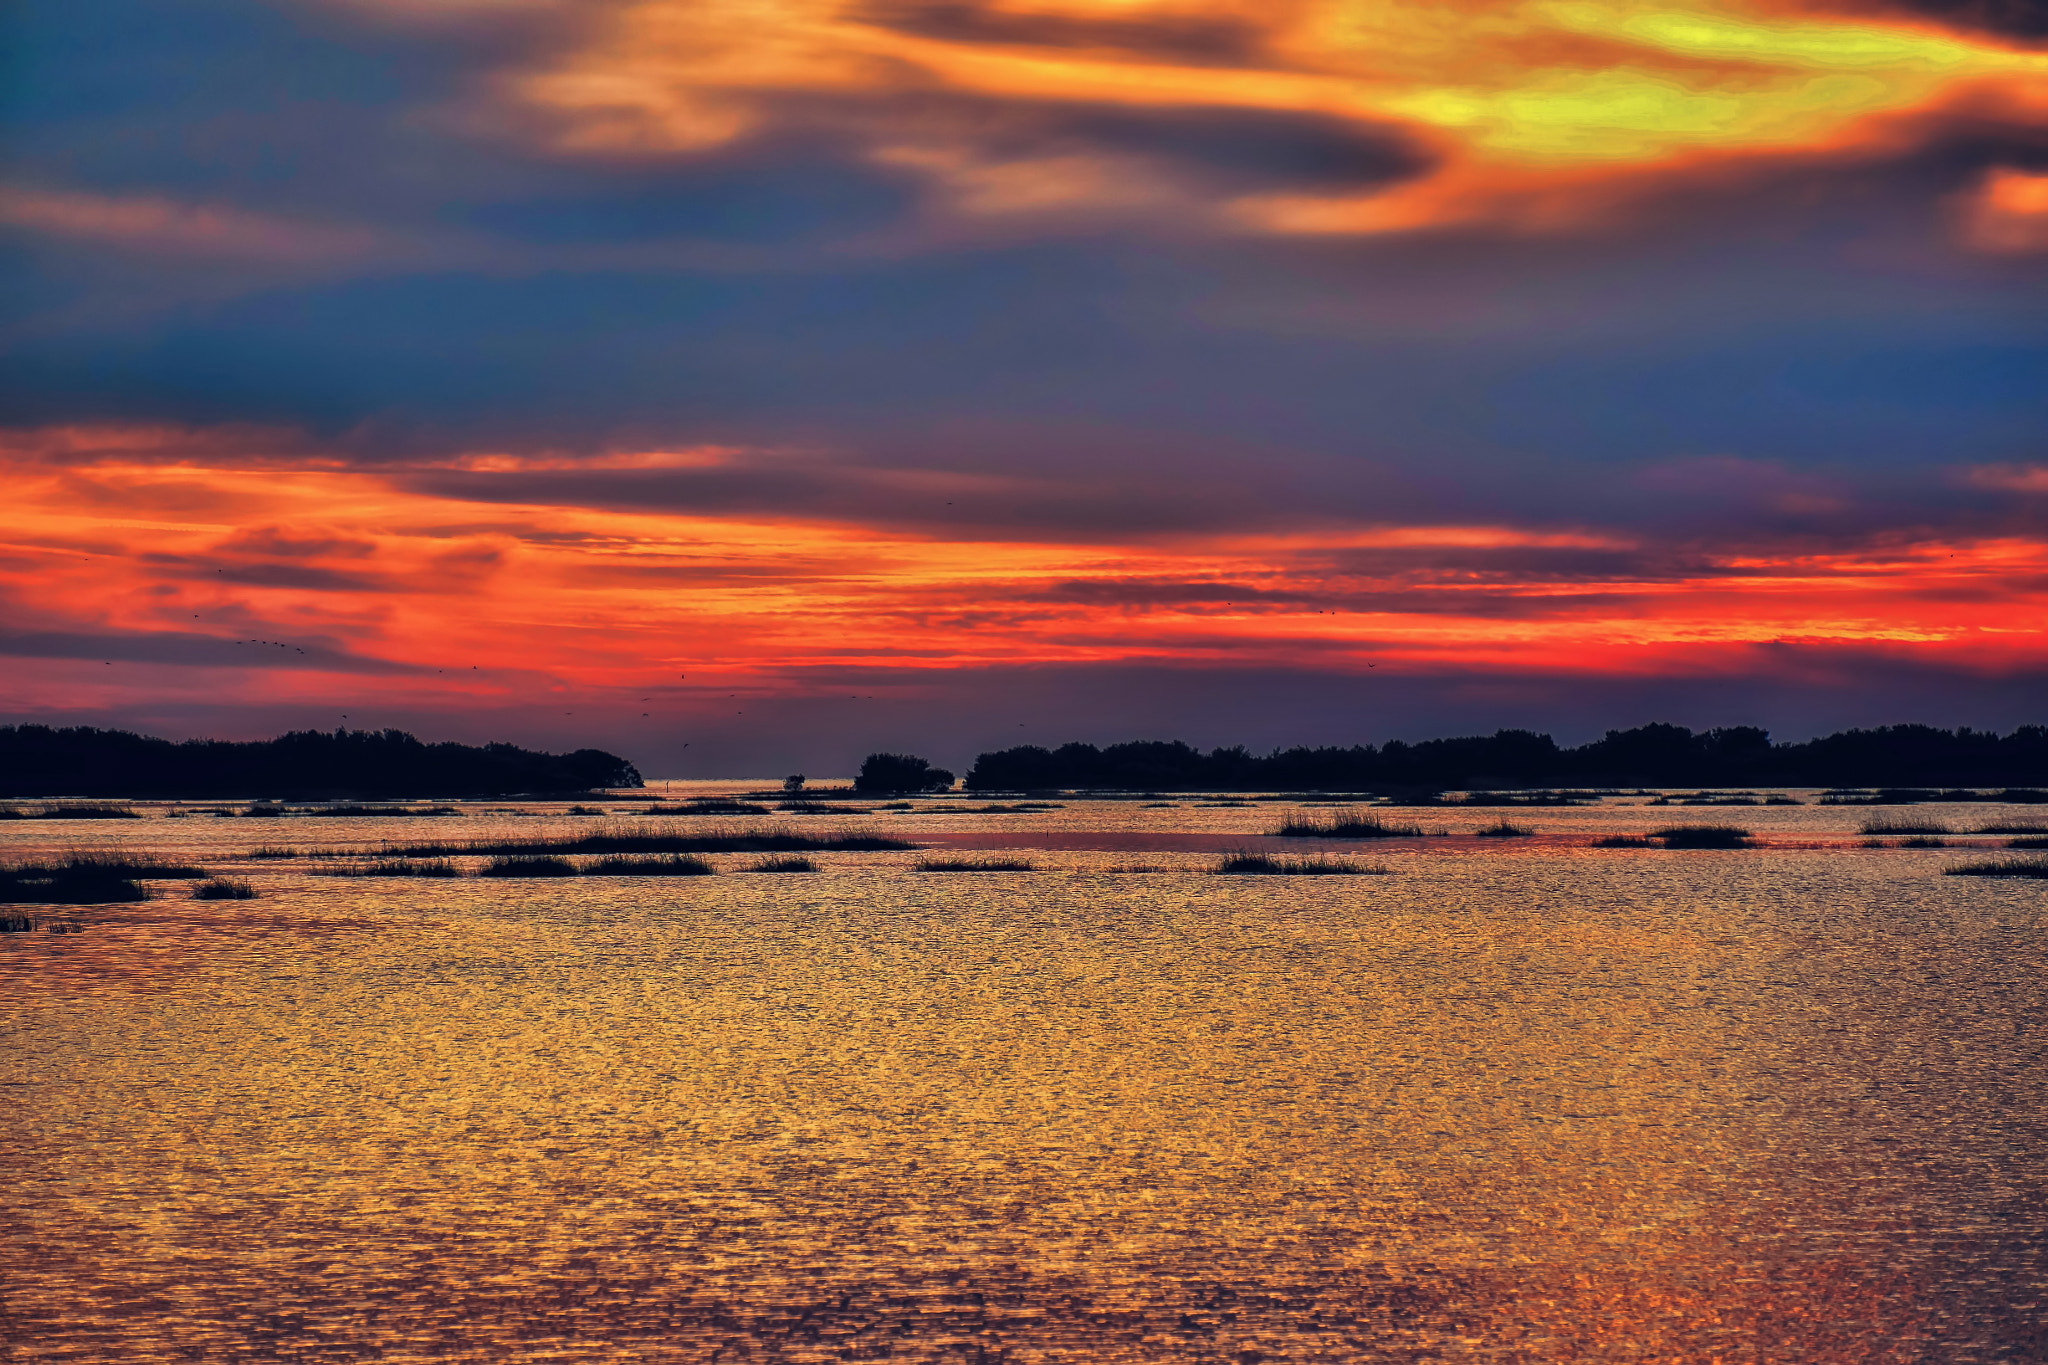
<box><xmin>3</xmin><ymin>425</ymin><xmax>2045</xmax><ymax>718</ymax></box>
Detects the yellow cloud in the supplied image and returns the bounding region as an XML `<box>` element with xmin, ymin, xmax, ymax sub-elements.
<box><xmin>371</xmin><ymin>0</ymin><xmax>2048</xmax><ymax>232</ymax></box>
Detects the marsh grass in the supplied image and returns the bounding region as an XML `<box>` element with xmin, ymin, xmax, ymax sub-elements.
<box><xmin>0</xmin><ymin>859</ymin><xmax>153</xmax><ymax>904</ymax></box>
<box><xmin>192</xmin><ymin>878</ymin><xmax>258</xmax><ymax>900</ymax></box>
<box><xmin>1273</xmin><ymin>813</ymin><xmax>1426</xmax><ymax>839</ymax></box>
<box><xmin>1592</xmin><ymin>835</ymin><xmax>1654</xmax><ymax>848</ymax></box>
<box><xmin>0</xmin><ymin>803</ymin><xmax>140</xmax><ymax>820</ymax></box>
<box><xmin>386</xmin><ymin>824</ymin><xmax>912</xmax><ymax>857</ymax></box>
<box><xmin>32</xmin><ymin>854</ymin><xmax>205</xmax><ymax>879</ymax></box>
<box><xmin>914</xmin><ymin>857</ymin><xmax>1035</xmax><ymax>872</ymax></box>
<box><xmin>318</xmin><ymin>859</ymin><xmax>461</xmax><ymax>878</ymax></box>
<box><xmin>309</xmin><ymin>805</ymin><xmax>460</xmax><ymax>818</ymax></box>
<box><xmin>0</xmin><ymin>912</ymin><xmax>85</xmax><ymax>932</ymax></box>
<box><xmin>1453</xmin><ymin>791</ymin><xmax>1601</xmax><ymax>807</ymax></box>
<box><xmin>1897</xmin><ymin>836</ymin><xmax>1950</xmax><ymax>848</ymax></box>
<box><xmin>776</xmin><ymin>801</ymin><xmax>862</xmax><ymax>815</ymax></box>
<box><xmin>1651</xmin><ymin>825</ymin><xmax>1754</xmax><ymax>849</ymax></box>
<box><xmin>1474</xmin><ymin>819</ymin><xmax>1533</xmax><ymax>838</ymax></box>
<box><xmin>644</xmin><ymin>800</ymin><xmax>772</xmax><ymax>816</ymax></box>
<box><xmin>1213</xmin><ymin>853</ymin><xmax>1385</xmax><ymax>876</ymax></box>
<box><xmin>247</xmin><ymin>845</ymin><xmax>299</xmax><ymax>859</ymax></box>
<box><xmin>747</xmin><ymin>855</ymin><xmax>817</xmax><ymax>873</ymax></box>
<box><xmin>1980</xmin><ymin>821</ymin><xmax>2048</xmax><ymax>834</ymax></box>
<box><xmin>2005</xmin><ymin>836</ymin><xmax>2048</xmax><ymax>850</ymax></box>
<box><xmin>1945</xmin><ymin>856</ymin><xmax>2048</xmax><ymax>879</ymax></box>
<box><xmin>479</xmin><ymin>855</ymin><xmax>578</xmax><ymax>878</ymax></box>
<box><xmin>566</xmin><ymin>805</ymin><xmax>606</xmax><ymax>816</ymax></box>
<box><xmin>582</xmin><ymin>854</ymin><xmax>715</xmax><ymax>876</ymax></box>
<box><xmin>1860</xmin><ymin>815</ymin><xmax>1953</xmax><ymax>835</ymax></box>
<box><xmin>1650</xmin><ymin>792</ymin><xmax>1760</xmax><ymax>807</ymax></box>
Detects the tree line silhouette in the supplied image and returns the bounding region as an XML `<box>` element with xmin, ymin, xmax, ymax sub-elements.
<box><xmin>0</xmin><ymin>725</ymin><xmax>643</xmax><ymax>799</ymax></box>
<box><xmin>962</xmin><ymin>723</ymin><xmax>2048</xmax><ymax>792</ymax></box>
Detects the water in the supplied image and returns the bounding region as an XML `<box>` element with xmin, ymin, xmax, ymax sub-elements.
<box><xmin>3</xmin><ymin>793</ymin><xmax>2044</xmax><ymax>1361</ymax></box>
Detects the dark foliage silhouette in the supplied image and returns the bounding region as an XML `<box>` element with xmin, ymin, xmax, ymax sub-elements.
<box><xmin>965</xmin><ymin>724</ymin><xmax>2048</xmax><ymax>792</ymax></box>
<box><xmin>855</xmin><ymin>753</ymin><xmax>956</xmax><ymax>793</ymax></box>
<box><xmin>0</xmin><ymin>725</ymin><xmax>642</xmax><ymax>799</ymax></box>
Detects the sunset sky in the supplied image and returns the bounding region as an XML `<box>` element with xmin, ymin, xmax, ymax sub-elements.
<box><xmin>4</xmin><ymin>0</ymin><xmax>2045</xmax><ymax>774</ymax></box>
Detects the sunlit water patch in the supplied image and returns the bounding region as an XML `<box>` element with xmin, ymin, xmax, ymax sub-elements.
<box><xmin>2</xmin><ymin>797</ymin><xmax>2043</xmax><ymax>1360</ymax></box>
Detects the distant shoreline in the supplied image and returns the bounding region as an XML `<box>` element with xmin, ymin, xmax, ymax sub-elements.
<box><xmin>961</xmin><ymin>723</ymin><xmax>2048</xmax><ymax>793</ymax></box>
<box><xmin>0</xmin><ymin>725</ymin><xmax>641</xmax><ymax>801</ymax></box>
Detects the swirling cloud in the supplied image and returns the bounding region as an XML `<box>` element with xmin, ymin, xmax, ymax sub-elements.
<box><xmin>373</xmin><ymin>0</ymin><xmax>2048</xmax><ymax>235</ymax></box>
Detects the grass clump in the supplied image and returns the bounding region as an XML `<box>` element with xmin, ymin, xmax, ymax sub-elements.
<box><xmin>644</xmin><ymin>799</ymin><xmax>773</xmax><ymax>816</ymax></box>
<box><xmin>95</xmin><ymin>854</ymin><xmax>207</xmax><ymax>878</ymax></box>
<box><xmin>582</xmin><ymin>854</ymin><xmax>715</xmax><ymax>876</ymax></box>
<box><xmin>247</xmin><ymin>845</ymin><xmax>299</xmax><ymax>860</ymax></box>
<box><xmin>0</xmin><ymin>803</ymin><xmax>141</xmax><ymax>821</ymax></box>
<box><xmin>1945</xmin><ymin>857</ymin><xmax>2048</xmax><ymax>879</ymax></box>
<box><xmin>1980</xmin><ymin>820</ymin><xmax>2048</xmax><ymax>835</ymax></box>
<box><xmin>1860</xmin><ymin>815</ymin><xmax>1952</xmax><ymax>836</ymax></box>
<box><xmin>2004</xmin><ymin>836</ymin><xmax>2048</xmax><ymax>850</ymax></box>
<box><xmin>0</xmin><ymin>860</ymin><xmax>153</xmax><ymax>904</ymax></box>
<box><xmin>319</xmin><ymin>859</ymin><xmax>461</xmax><ymax>878</ymax></box>
<box><xmin>309</xmin><ymin>804</ymin><xmax>460</xmax><ymax>818</ymax></box>
<box><xmin>748</xmin><ymin>855</ymin><xmax>818</xmax><ymax>873</ymax></box>
<box><xmin>0</xmin><ymin>912</ymin><xmax>86</xmax><ymax>932</ymax></box>
<box><xmin>1213</xmin><ymin>853</ymin><xmax>1385</xmax><ymax>875</ymax></box>
<box><xmin>1592</xmin><ymin>835</ymin><xmax>1654</xmax><ymax>848</ymax></box>
<box><xmin>1897</xmin><ymin>836</ymin><xmax>1949</xmax><ymax>849</ymax></box>
<box><xmin>1650</xmin><ymin>825</ymin><xmax>1753</xmax><ymax>849</ymax></box>
<box><xmin>915</xmin><ymin>857</ymin><xmax>1035</xmax><ymax>872</ymax></box>
<box><xmin>1474</xmin><ymin>819</ymin><xmax>1532</xmax><ymax>838</ymax></box>
<box><xmin>1272</xmin><ymin>813</ymin><xmax>1425</xmax><ymax>839</ymax></box>
<box><xmin>777</xmin><ymin>801</ymin><xmax>861</xmax><ymax>815</ymax></box>
<box><xmin>479</xmin><ymin>855</ymin><xmax>578</xmax><ymax>878</ymax></box>
<box><xmin>192</xmin><ymin>878</ymin><xmax>258</xmax><ymax>900</ymax></box>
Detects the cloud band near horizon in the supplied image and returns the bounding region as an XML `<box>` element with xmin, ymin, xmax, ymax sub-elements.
<box><xmin>2</xmin><ymin>0</ymin><xmax>2044</xmax><ymax>765</ymax></box>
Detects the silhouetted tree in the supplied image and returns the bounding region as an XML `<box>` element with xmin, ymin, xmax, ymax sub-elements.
<box><xmin>854</xmin><ymin>753</ymin><xmax>955</xmax><ymax>793</ymax></box>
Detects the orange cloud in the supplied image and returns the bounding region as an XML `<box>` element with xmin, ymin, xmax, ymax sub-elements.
<box><xmin>1961</xmin><ymin>166</ymin><xmax>2048</xmax><ymax>253</ymax></box>
<box><xmin>0</xmin><ymin>186</ymin><xmax>386</xmax><ymax>262</ymax></box>
<box><xmin>3</xmin><ymin>424</ymin><xmax>2045</xmax><ymax>723</ymax></box>
<box><xmin>369</xmin><ymin>0</ymin><xmax>2048</xmax><ymax>235</ymax></box>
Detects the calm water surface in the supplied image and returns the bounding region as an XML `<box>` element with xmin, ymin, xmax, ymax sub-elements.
<box><xmin>2</xmin><ymin>793</ymin><xmax>2044</xmax><ymax>1361</ymax></box>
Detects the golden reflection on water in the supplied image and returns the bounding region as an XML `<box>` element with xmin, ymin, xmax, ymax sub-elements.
<box><xmin>2</xmin><ymin>803</ymin><xmax>2045</xmax><ymax>1360</ymax></box>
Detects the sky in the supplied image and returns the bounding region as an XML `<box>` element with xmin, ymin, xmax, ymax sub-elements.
<box><xmin>2</xmin><ymin>0</ymin><xmax>2045</xmax><ymax>776</ymax></box>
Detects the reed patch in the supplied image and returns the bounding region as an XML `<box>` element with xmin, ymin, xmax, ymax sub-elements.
<box><xmin>1213</xmin><ymin>853</ymin><xmax>1386</xmax><ymax>875</ymax></box>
